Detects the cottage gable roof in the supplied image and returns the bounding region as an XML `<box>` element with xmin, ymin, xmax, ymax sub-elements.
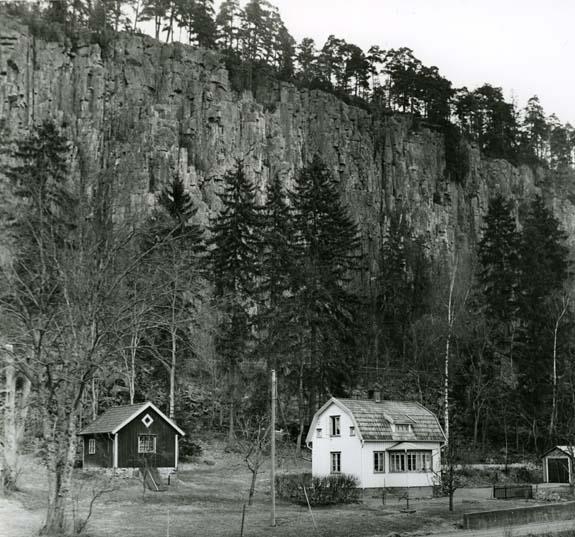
<box><xmin>306</xmin><ymin>397</ymin><xmax>445</xmax><ymax>444</ymax></box>
<box><xmin>78</xmin><ymin>402</ymin><xmax>185</xmax><ymax>436</ymax></box>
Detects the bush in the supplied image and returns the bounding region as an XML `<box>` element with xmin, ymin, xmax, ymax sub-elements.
<box><xmin>275</xmin><ymin>472</ymin><xmax>360</xmax><ymax>506</ymax></box>
<box><xmin>178</xmin><ymin>437</ymin><xmax>203</xmax><ymax>462</ymax></box>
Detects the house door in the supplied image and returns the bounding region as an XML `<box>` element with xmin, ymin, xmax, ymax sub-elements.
<box><xmin>547</xmin><ymin>458</ymin><xmax>569</xmax><ymax>483</ymax></box>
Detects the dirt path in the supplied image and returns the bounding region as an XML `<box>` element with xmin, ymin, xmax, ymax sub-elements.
<box><xmin>428</xmin><ymin>518</ymin><xmax>575</xmax><ymax>537</ymax></box>
<box><xmin>0</xmin><ymin>497</ymin><xmax>43</xmax><ymax>537</ymax></box>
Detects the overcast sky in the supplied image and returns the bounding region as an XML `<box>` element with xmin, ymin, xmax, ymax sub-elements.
<box><xmin>226</xmin><ymin>0</ymin><xmax>574</xmax><ymax>124</ymax></box>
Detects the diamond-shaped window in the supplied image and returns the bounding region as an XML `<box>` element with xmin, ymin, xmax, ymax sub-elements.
<box><xmin>141</xmin><ymin>413</ymin><xmax>154</xmax><ymax>428</ymax></box>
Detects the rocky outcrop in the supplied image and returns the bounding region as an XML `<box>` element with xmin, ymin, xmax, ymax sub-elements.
<box><xmin>1</xmin><ymin>16</ymin><xmax>572</xmax><ymax>280</ymax></box>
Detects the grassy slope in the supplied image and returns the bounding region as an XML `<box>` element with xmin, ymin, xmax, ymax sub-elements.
<box><xmin>0</xmin><ymin>441</ymin><xmax>555</xmax><ymax>537</ymax></box>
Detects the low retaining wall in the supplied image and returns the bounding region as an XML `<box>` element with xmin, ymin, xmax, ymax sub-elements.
<box><xmin>463</xmin><ymin>501</ymin><xmax>575</xmax><ymax>529</ymax></box>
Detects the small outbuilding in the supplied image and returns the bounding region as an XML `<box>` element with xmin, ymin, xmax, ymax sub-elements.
<box><xmin>542</xmin><ymin>446</ymin><xmax>575</xmax><ymax>483</ymax></box>
<box><xmin>78</xmin><ymin>402</ymin><xmax>185</xmax><ymax>471</ymax></box>
<box><xmin>306</xmin><ymin>396</ymin><xmax>445</xmax><ymax>495</ymax></box>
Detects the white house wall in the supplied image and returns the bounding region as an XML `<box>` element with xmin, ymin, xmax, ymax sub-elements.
<box><xmin>310</xmin><ymin>402</ymin><xmax>442</xmax><ymax>489</ymax></box>
<box><xmin>360</xmin><ymin>441</ymin><xmax>441</xmax><ymax>488</ymax></box>
<box><xmin>311</xmin><ymin>403</ymin><xmax>363</xmax><ymax>480</ymax></box>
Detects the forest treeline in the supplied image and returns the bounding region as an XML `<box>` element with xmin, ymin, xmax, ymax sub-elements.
<box><xmin>1</xmin><ymin>119</ymin><xmax>574</xmax><ymax>531</ymax></box>
<box><xmin>4</xmin><ymin>0</ymin><xmax>575</xmax><ymax>171</ymax></box>
<box><xmin>2</xmin><ymin>3</ymin><xmax>575</xmax><ymax>534</ymax></box>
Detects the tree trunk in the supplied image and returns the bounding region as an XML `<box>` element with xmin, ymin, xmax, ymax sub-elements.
<box><xmin>295</xmin><ymin>359</ymin><xmax>305</xmax><ymax>457</ymax></box>
<box><xmin>169</xmin><ymin>326</ymin><xmax>177</xmax><ymax>419</ymax></box>
<box><xmin>2</xmin><ymin>344</ymin><xmax>18</xmax><ymax>491</ymax></box>
<box><xmin>550</xmin><ymin>298</ymin><xmax>568</xmax><ymax>438</ymax></box>
<box><xmin>444</xmin><ymin>263</ymin><xmax>457</xmax><ymax>444</ymax></box>
<box><xmin>248</xmin><ymin>469</ymin><xmax>257</xmax><ymax>506</ymax></box>
<box><xmin>41</xmin><ymin>411</ymin><xmax>78</xmax><ymax>535</ymax></box>
<box><xmin>91</xmin><ymin>377</ymin><xmax>98</xmax><ymax>420</ymax></box>
<box><xmin>228</xmin><ymin>363</ymin><xmax>236</xmax><ymax>445</ymax></box>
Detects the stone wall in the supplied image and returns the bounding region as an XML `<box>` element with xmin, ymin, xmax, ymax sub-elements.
<box><xmin>463</xmin><ymin>500</ymin><xmax>575</xmax><ymax>530</ymax></box>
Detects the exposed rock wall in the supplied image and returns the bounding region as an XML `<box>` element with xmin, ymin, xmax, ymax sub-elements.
<box><xmin>1</xmin><ymin>16</ymin><xmax>572</xmax><ymax>281</ymax></box>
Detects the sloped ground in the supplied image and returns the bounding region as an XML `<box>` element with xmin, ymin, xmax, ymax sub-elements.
<box><xmin>0</xmin><ymin>444</ymin><xmax>565</xmax><ymax>537</ymax></box>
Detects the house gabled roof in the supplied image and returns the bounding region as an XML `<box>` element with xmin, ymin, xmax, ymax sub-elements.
<box><xmin>306</xmin><ymin>397</ymin><xmax>445</xmax><ymax>445</ymax></box>
<box><xmin>78</xmin><ymin>402</ymin><xmax>185</xmax><ymax>436</ymax></box>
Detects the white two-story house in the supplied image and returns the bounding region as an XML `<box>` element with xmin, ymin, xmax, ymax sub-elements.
<box><xmin>306</xmin><ymin>396</ymin><xmax>445</xmax><ymax>495</ymax></box>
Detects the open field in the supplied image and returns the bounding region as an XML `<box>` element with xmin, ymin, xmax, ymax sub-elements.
<box><xmin>0</xmin><ymin>444</ymin><xmax>570</xmax><ymax>537</ymax></box>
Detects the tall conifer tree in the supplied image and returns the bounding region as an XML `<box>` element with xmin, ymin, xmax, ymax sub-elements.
<box><xmin>209</xmin><ymin>160</ymin><xmax>261</xmax><ymax>442</ymax></box>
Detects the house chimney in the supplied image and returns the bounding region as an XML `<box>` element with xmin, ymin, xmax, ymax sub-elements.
<box><xmin>367</xmin><ymin>389</ymin><xmax>382</xmax><ymax>402</ymax></box>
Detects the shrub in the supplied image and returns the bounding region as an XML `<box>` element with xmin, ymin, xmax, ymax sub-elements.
<box><xmin>179</xmin><ymin>437</ymin><xmax>203</xmax><ymax>462</ymax></box>
<box><xmin>275</xmin><ymin>472</ymin><xmax>360</xmax><ymax>506</ymax></box>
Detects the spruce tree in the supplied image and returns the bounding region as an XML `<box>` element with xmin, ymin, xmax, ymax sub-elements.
<box><xmin>477</xmin><ymin>195</ymin><xmax>521</xmax><ymax>327</ymax></box>
<box><xmin>141</xmin><ymin>176</ymin><xmax>205</xmax><ymax>418</ymax></box>
<box><xmin>256</xmin><ymin>175</ymin><xmax>297</xmax><ymax>373</ymax></box>
<box><xmin>291</xmin><ymin>155</ymin><xmax>362</xmax><ymax>407</ymax></box>
<box><xmin>515</xmin><ymin>195</ymin><xmax>569</xmax><ymax>449</ymax></box>
<box><xmin>209</xmin><ymin>160</ymin><xmax>261</xmax><ymax>442</ymax></box>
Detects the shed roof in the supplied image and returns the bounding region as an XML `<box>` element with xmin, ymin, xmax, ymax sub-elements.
<box><xmin>542</xmin><ymin>446</ymin><xmax>575</xmax><ymax>458</ymax></box>
<box><xmin>306</xmin><ymin>398</ymin><xmax>445</xmax><ymax>444</ymax></box>
<box><xmin>78</xmin><ymin>402</ymin><xmax>185</xmax><ymax>436</ymax></box>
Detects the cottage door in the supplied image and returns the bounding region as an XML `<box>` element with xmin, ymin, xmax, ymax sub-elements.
<box><xmin>547</xmin><ymin>458</ymin><xmax>569</xmax><ymax>483</ymax></box>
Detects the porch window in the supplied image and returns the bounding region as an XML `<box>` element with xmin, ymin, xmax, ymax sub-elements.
<box><xmin>389</xmin><ymin>450</ymin><xmax>432</xmax><ymax>472</ymax></box>
<box><xmin>330</xmin><ymin>416</ymin><xmax>340</xmax><ymax>436</ymax></box>
<box><xmin>138</xmin><ymin>435</ymin><xmax>156</xmax><ymax>454</ymax></box>
<box><xmin>374</xmin><ymin>451</ymin><xmax>385</xmax><ymax>472</ymax></box>
<box><xmin>330</xmin><ymin>451</ymin><xmax>341</xmax><ymax>473</ymax></box>
<box><xmin>88</xmin><ymin>438</ymin><xmax>96</xmax><ymax>455</ymax></box>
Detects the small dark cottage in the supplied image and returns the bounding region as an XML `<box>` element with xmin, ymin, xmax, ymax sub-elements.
<box><xmin>78</xmin><ymin>402</ymin><xmax>185</xmax><ymax>470</ymax></box>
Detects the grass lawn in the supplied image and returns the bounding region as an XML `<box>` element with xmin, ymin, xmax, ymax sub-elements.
<box><xmin>0</xmin><ymin>443</ymin><xmax>554</xmax><ymax>537</ymax></box>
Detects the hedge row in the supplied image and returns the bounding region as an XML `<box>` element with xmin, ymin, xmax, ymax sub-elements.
<box><xmin>275</xmin><ymin>472</ymin><xmax>360</xmax><ymax>506</ymax></box>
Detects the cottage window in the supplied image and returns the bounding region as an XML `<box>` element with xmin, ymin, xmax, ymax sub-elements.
<box><xmin>330</xmin><ymin>451</ymin><xmax>341</xmax><ymax>473</ymax></box>
<box><xmin>350</xmin><ymin>426</ymin><xmax>355</xmax><ymax>436</ymax></box>
<box><xmin>138</xmin><ymin>435</ymin><xmax>156</xmax><ymax>454</ymax></box>
<box><xmin>330</xmin><ymin>416</ymin><xmax>340</xmax><ymax>436</ymax></box>
<box><xmin>88</xmin><ymin>438</ymin><xmax>96</xmax><ymax>455</ymax></box>
<box><xmin>390</xmin><ymin>450</ymin><xmax>432</xmax><ymax>472</ymax></box>
<box><xmin>316</xmin><ymin>428</ymin><xmax>322</xmax><ymax>438</ymax></box>
<box><xmin>374</xmin><ymin>451</ymin><xmax>385</xmax><ymax>473</ymax></box>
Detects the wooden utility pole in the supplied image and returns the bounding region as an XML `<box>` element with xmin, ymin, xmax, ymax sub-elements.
<box><xmin>271</xmin><ymin>369</ymin><xmax>276</xmax><ymax>527</ymax></box>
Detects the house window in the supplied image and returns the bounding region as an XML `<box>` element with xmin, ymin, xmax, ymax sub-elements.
<box><xmin>316</xmin><ymin>428</ymin><xmax>322</xmax><ymax>438</ymax></box>
<box><xmin>374</xmin><ymin>451</ymin><xmax>385</xmax><ymax>473</ymax></box>
<box><xmin>350</xmin><ymin>426</ymin><xmax>355</xmax><ymax>436</ymax></box>
<box><xmin>390</xmin><ymin>452</ymin><xmax>405</xmax><ymax>472</ymax></box>
<box><xmin>330</xmin><ymin>451</ymin><xmax>341</xmax><ymax>473</ymax></box>
<box><xmin>138</xmin><ymin>435</ymin><xmax>156</xmax><ymax>454</ymax></box>
<box><xmin>395</xmin><ymin>423</ymin><xmax>411</xmax><ymax>433</ymax></box>
<box><xmin>330</xmin><ymin>416</ymin><xmax>341</xmax><ymax>436</ymax></box>
<box><xmin>88</xmin><ymin>438</ymin><xmax>96</xmax><ymax>455</ymax></box>
<box><xmin>389</xmin><ymin>451</ymin><xmax>432</xmax><ymax>472</ymax></box>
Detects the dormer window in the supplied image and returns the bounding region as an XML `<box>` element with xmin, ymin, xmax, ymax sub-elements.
<box><xmin>316</xmin><ymin>428</ymin><xmax>322</xmax><ymax>438</ymax></box>
<box><xmin>395</xmin><ymin>423</ymin><xmax>411</xmax><ymax>433</ymax></box>
<box><xmin>350</xmin><ymin>426</ymin><xmax>355</xmax><ymax>436</ymax></box>
<box><xmin>330</xmin><ymin>416</ymin><xmax>341</xmax><ymax>436</ymax></box>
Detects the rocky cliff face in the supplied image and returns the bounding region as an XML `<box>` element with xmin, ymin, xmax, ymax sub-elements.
<box><xmin>1</xmin><ymin>16</ymin><xmax>573</xmax><ymax>280</ymax></box>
